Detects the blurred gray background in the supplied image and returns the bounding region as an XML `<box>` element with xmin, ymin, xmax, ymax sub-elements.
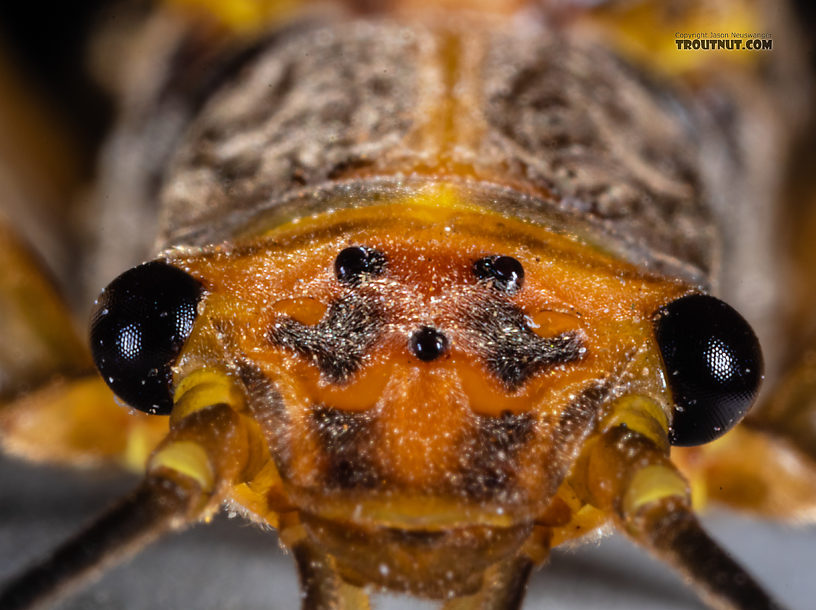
<box><xmin>0</xmin><ymin>454</ymin><xmax>813</xmax><ymax>610</ymax></box>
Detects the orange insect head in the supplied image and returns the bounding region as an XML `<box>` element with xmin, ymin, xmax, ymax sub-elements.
<box><xmin>168</xmin><ymin>188</ymin><xmax>687</xmax><ymax>539</ymax></box>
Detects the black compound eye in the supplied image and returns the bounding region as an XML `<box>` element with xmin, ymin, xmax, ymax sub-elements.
<box><xmin>473</xmin><ymin>255</ymin><xmax>524</xmax><ymax>294</ymax></box>
<box><xmin>654</xmin><ymin>294</ymin><xmax>763</xmax><ymax>446</ymax></box>
<box><xmin>334</xmin><ymin>246</ymin><xmax>386</xmax><ymax>285</ymax></box>
<box><xmin>89</xmin><ymin>261</ymin><xmax>203</xmax><ymax>415</ymax></box>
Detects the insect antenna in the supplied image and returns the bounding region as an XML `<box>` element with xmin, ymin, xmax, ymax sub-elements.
<box><xmin>0</xmin><ymin>370</ymin><xmax>259</xmax><ymax>610</ymax></box>
<box><xmin>585</xmin><ymin>400</ymin><xmax>784</xmax><ymax>610</ymax></box>
<box><xmin>0</xmin><ymin>475</ymin><xmax>200</xmax><ymax>610</ymax></box>
<box><xmin>627</xmin><ymin>497</ymin><xmax>783</xmax><ymax>610</ymax></box>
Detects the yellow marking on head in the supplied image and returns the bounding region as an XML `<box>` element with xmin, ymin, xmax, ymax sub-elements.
<box><xmin>172</xmin><ymin>368</ymin><xmax>245</xmax><ymax>423</ymax></box>
<box><xmin>554</xmin><ymin>504</ymin><xmax>609</xmax><ymax>546</ymax></box>
<box><xmin>277</xmin><ymin>519</ymin><xmax>308</xmax><ymax>548</ymax></box>
<box><xmin>528</xmin><ymin>311</ymin><xmax>583</xmax><ymax>339</ymax></box>
<box><xmin>338</xmin><ymin>583</ymin><xmax>372</xmax><ymax>610</ymax></box>
<box><xmin>251</xmin><ymin>185</ymin><xmax>508</xmax><ymax>242</ymax></box>
<box><xmin>405</xmin><ymin>183</ymin><xmax>469</xmax><ymax>213</ymax></box>
<box><xmin>226</xmin><ymin>460</ymin><xmax>296</xmax><ymax>529</ymax></box>
<box><xmin>623</xmin><ymin>464</ymin><xmax>689</xmax><ymax>517</ymax></box>
<box><xmin>269</xmin><ymin>297</ymin><xmax>327</xmax><ymax>326</ymax></box>
<box><xmin>149</xmin><ymin>440</ymin><xmax>215</xmax><ymax>493</ymax></box>
<box><xmin>229</xmin><ymin>483</ymin><xmax>282</xmax><ymax>529</ymax></box>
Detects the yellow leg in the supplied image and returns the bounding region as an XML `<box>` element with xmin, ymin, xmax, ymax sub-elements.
<box><xmin>0</xmin><ymin>222</ymin><xmax>169</xmax><ymax>470</ymax></box>
<box><xmin>746</xmin><ymin>340</ymin><xmax>816</xmax><ymax>465</ymax></box>
<box><xmin>0</xmin><ymin>371</ymin><xmax>261</xmax><ymax>610</ymax></box>
<box><xmin>674</xmin><ymin>425</ymin><xmax>816</xmax><ymax>522</ymax></box>
<box><xmin>0</xmin><ymin>376</ymin><xmax>169</xmax><ymax>470</ymax></box>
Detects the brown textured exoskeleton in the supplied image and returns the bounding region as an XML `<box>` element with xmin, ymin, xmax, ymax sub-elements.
<box><xmin>1</xmin><ymin>0</ymin><xmax>815</xmax><ymax>608</ymax></box>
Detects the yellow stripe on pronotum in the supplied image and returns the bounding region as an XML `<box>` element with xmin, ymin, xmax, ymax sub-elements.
<box><xmin>165</xmin><ymin>0</ymin><xmax>302</xmax><ymax>32</ymax></box>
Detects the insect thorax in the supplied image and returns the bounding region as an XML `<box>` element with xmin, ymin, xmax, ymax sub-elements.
<box><xmin>155</xmin><ymin>13</ymin><xmax>717</xmax><ymax>286</ymax></box>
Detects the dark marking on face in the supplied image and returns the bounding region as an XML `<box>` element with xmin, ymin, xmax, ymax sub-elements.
<box><xmin>269</xmin><ymin>293</ymin><xmax>384</xmax><ymax>383</ymax></box>
<box><xmin>553</xmin><ymin>383</ymin><xmax>606</xmax><ymax>451</ymax></box>
<box><xmin>459</xmin><ymin>410</ymin><xmax>535</xmax><ymax>501</ymax></box>
<box><xmin>467</xmin><ymin>298</ymin><xmax>584</xmax><ymax>390</ymax></box>
<box><xmin>542</xmin><ymin>382</ymin><xmax>608</xmax><ymax>498</ymax></box>
<box><xmin>312</xmin><ymin>405</ymin><xmax>379</xmax><ymax>490</ymax></box>
<box><xmin>237</xmin><ymin>360</ymin><xmax>290</xmax><ymax>463</ymax></box>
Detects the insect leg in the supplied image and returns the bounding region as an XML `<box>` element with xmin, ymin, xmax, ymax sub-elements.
<box><xmin>284</xmin><ymin>528</ymin><xmax>372</xmax><ymax>610</ymax></box>
<box><xmin>441</xmin><ymin>555</ymin><xmax>535</xmax><ymax>610</ymax></box>
<box><xmin>624</xmin><ymin>494</ymin><xmax>782</xmax><ymax>610</ymax></box>
<box><xmin>0</xmin><ymin>376</ymin><xmax>170</xmax><ymax>469</ymax></box>
<box><xmin>0</xmin><ymin>373</ymin><xmax>260</xmax><ymax>610</ymax></box>
<box><xmin>0</xmin><ymin>473</ymin><xmax>197</xmax><ymax>610</ymax></box>
<box><xmin>577</xmin><ymin>399</ymin><xmax>783</xmax><ymax>610</ymax></box>
<box><xmin>684</xmin><ymin>123</ymin><xmax>816</xmax><ymax>521</ymax></box>
<box><xmin>0</xmin><ymin>220</ymin><xmax>91</xmax><ymax>398</ymax></box>
<box><xmin>746</xmin><ymin>337</ymin><xmax>816</xmax><ymax>466</ymax></box>
<box><xmin>0</xmin><ymin>222</ymin><xmax>169</xmax><ymax>469</ymax></box>
<box><xmin>672</xmin><ymin>423</ymin><xmax>816</xmax><ymax>522</ymax></box>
